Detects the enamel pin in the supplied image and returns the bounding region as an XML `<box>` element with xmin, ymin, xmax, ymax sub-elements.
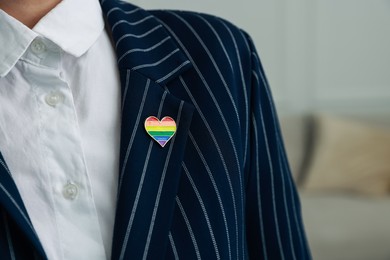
<box><xmin>144</xmin><ymin>116</ymin><xmax>177</xmax><ymax>147</ymax></box>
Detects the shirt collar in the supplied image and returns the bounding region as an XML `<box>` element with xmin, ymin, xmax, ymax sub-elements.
<box><xmin>0</xmin><ymin>0</ymin><xmax>104</xmax><ymax>77</ymax></box>
<box><xmin>0</xmin><ymin>10</ymin><xmax>37</xmax><ymax>77</ymax></box>
<box><xmin>33</xmin><ymin>0</ymin><xmax>104</xmax><ymax>57</ymax></box>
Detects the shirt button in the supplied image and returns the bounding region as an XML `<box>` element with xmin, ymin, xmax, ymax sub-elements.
<box><xmin>45</xmin><ymin>92</ymin><xmax>63</xmax><ymax>107</ymax></box>
<box><xmin>63</xmin><ymin>182</ymin><xmax>79</xmax><ymax>200</ymax></box>
<box><xmin>31</xmin><ymin>39</ymin><xmax>46</xmax><ymax>54</ymax></box>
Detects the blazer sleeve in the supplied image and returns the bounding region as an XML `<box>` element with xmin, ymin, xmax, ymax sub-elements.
<box><xmin>243</xmin><ymin>32</ymin><xmax>312</xmax><ymax>260</ymax></box>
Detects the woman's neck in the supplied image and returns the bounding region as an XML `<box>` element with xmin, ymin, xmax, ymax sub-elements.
<box><xmin>0</xmin><ymin>0</ymin><xmax>62</xmax><ymax>28</ymax></box>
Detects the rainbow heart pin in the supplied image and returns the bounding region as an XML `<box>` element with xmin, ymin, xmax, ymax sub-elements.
<box><xmin>144</xmin><ymin>116</ymin><xmax>177</xmax><ymax>147</ymax></box>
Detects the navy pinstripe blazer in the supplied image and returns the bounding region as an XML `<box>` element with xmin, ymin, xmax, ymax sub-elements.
<box><xmin>0</xmin><ymin>0</ymin><xmax>311</xmax><ymax>259</ymax></box>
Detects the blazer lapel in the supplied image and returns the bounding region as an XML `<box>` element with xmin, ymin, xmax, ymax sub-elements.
<box><xmin>0</xmin><ymin>153</ymin><xmax>47</xmax><ymax>259</ymax></box>
<box><xmin>101</xmin><ymin>1</ymin><xmax>195</xmax><ymax>259</ymax></box>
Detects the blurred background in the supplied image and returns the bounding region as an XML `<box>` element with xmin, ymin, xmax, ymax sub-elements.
<box><xmin>129</xmin><ymin>0</ymin><xmax>390</xmax><ymax>259</ymax></box>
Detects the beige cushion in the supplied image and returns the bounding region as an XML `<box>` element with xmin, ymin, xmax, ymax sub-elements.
<box><xmin>303</xmin><ymin>115</ymin><xmax>390</xmax><ymax>196</ymax></box>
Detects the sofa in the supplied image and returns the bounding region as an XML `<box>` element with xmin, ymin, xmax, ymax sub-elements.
<box><xmin>280</xmin><ymin>114</ymin><xmax>390</xmax><ymax>260</ymax></box>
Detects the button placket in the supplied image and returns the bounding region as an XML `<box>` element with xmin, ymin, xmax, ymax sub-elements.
<box><xmin>17</xmin><ymin>35</ymin><xmax>108</xmax><ymax>259</ymax></box>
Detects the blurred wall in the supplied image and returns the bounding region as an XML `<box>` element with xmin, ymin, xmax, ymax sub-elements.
<box><xmin>127</xmin><ymin>0</ymin><xmax>390</xmax><ymax>116</ymax></box>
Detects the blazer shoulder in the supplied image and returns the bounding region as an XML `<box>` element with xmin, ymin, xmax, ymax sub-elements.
<box><xmin>151</xmin><ymin>9</ymin><xmax>252</xmax><ymax>50</ymax></box>
<box><xmin>150</xmin><ymin>9</ymin><xmax>243</xmax><ymax>35</ymax></box>
<box><xmin>150</xmin><ymin>9</ymin><xmax>254</xmax><ymax>81</ymax></box>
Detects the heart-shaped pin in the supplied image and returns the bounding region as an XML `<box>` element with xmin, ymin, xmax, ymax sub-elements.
<box><xmin>144</xmin><ymin>116</ymin><xmax>177</xmax><ymax>147</ymax></box>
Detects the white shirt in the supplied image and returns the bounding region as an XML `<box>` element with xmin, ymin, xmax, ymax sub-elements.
<box><xmin>0</xmin><ymin>0</ymin><xmax>121</xmax><ymax>259</ymax></box>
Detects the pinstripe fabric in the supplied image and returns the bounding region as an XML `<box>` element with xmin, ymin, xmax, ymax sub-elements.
<box><xmin>0</xmin><ymin>154</ymin><xmax>46</xmax><ymax>259</ymax></box>
<box><xmin>103</xmin><ymin>0</ymin><xmax>310</xmax><ymax>259</ymax></box>
<box><xmin>0</xmin><ymin>0</ymin><xmax>311</xmax><ymax>259</ymax></box>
